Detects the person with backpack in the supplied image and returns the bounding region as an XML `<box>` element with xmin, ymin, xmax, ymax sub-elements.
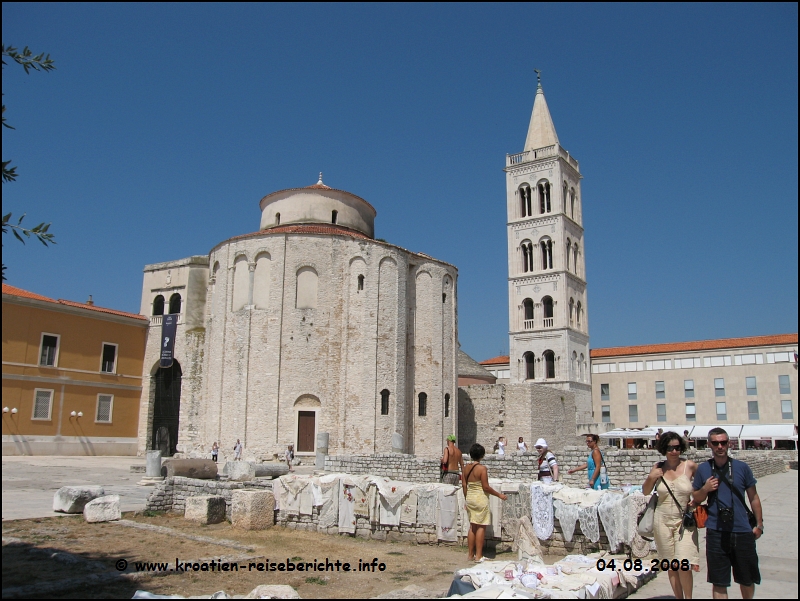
<box><xmin>693</xmin><ymin>427</ymin><xmax>763</xmax><ymax>599</ymax></box>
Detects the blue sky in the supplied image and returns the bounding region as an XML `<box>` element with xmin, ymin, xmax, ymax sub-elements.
<box><xmin>3</xmin><ymin>3</ymin><xmax>797</xmax><ymax>361</ymax></box>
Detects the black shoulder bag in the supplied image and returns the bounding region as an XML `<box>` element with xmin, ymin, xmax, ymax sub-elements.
<box><xmin>660</xmin><ymin>477</ymin><xmax>696</xmax><ymax>531</ymax></box>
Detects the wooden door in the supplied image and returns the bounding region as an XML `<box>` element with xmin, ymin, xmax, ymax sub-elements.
<box><xmin>297</xmin><ymin>411</ymin><xmax>316</xmax><ymax>453</ymax></box>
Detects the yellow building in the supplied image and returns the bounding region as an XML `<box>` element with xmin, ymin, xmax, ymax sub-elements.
<box><xmin>2</xmin><ymin>284</ymin><xmax>148</xmax><ymax>455</ymax></box>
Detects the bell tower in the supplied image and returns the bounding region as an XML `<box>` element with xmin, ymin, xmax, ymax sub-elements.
<box><xmin>504</xmin><ymin>74</ymin><xmax>592</xmax><ymax>422</ymax></box>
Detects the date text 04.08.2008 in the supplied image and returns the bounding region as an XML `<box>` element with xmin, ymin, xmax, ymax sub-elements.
<box><xmin>596</xmin><ymin>558</ymin><xmax>692</xmax><ymax>572</ymax></box>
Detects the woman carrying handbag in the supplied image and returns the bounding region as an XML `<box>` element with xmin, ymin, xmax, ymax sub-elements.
<box><xmin>642</xmin><ymin>431</ymin><xmax>700</xmax><ymax>599</ymax></box>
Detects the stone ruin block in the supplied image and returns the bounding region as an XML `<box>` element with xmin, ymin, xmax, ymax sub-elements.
<box><xmin>53</xmin><ymin>485</ymin><xmax>105</xmax><ymax>513</ymax></box>
<box><xmin>83</xmin><ymin>495</ymin><xmax>121</xmax><ymax>523</ymax></box>
<box><xmin>223</xmin><ymin>461</ymin><xmax>256</xmax><ymax>481</ymax></box>
<box><xmin>161</xmin><ymin>459</ymin><xmax>218</xmax><ymax>479</ymax></box>
<box><xmin>231</xmin><ymin>489</ymin><xmax>275</xmax><ymax>530</ymax></box>
<box><xmin>184</xmin><ymin>495</ymin><xmax>227</xmax><ymax>525</ymax></box>
<box><xmin>254</xmin><ymin>463</ymin><xmax>289</xmax><ymax>478</ymax></box>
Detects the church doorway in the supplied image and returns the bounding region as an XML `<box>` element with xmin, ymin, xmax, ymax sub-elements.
<box><xmin>297</xmin><ymin>411</ymin><xmax>316</xmax><ymax>453</ymax></box>
<box><xmin>151</xmin><ymin>361</ymin><xmax>182</xmax><ymax>457</ymax></box>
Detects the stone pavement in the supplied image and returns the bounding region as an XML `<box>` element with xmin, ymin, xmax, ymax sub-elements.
<box><xmin>1</xmin><ymin>455</ymin><xmax>316</xmax><ymax>521</ymax></box>
<box><xmin>629</xmin><ymin>469</ymin><xmax>797</xmax><ymax>599</ymax></box>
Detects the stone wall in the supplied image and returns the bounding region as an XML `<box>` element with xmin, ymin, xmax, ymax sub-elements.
<box><xmin>323</xmin><ymin>454</ymin><xmax>439</xmax><ymax>483</ymax></box>
<box><xmin>324</xmin><ymin>448</ymin><xmax>796</xmax><ymax>485</ymax></box>
<box><xmin>145</xmin><ymin>476</ymin><xmax>272</xmax><ymax>518</ymax></box>
<box><xmin>145</xmin><ymin>474</ymin><xmax>609</xmax><ymax>554</ymax></box>
<box><xmin>557</xmin><ymin>447</ymin><xmax>795</xmax><ymax>488</ymax></box>
<box><xmin>458</xmin><ymin>382</ymin><xmax>582</xmax><ymax>457</ymax></box>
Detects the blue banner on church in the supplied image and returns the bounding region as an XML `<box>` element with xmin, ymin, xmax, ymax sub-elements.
<box><xmin>160</xmin><ymin>314</ymin><xmax>178</xmax><ymax>368</ymax></box>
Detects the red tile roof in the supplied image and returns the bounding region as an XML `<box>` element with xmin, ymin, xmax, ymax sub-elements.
<box><xmin>3</xmin><ymin>283</ymin><xmax>148</xmax><ymax>321</ymax></box>
<box><xmin>230</xmin><ymin>224</ymin><xmax>372</xmax><ymax>241</ymax></box>
<box><xmin>480</xmin><ymin>355</ymin><xmax>510</xmax><ymax>366</ymax></box>
<box><xmin>1</xmin><ymin>284</ymin><xmax>55</xmax><ymax>303</ymax></box>
<box><xmin>590</xmin><ymin>334</ymin><xmax>798</xmax><ymax>358</ymax></box>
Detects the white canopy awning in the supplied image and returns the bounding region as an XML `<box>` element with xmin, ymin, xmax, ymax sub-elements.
<box><xmin>599</xmin><ymin>427</ymin><xmax>660</xmax><ymax>439</ymax></box>
<box><xmin>739</xmin><ymin>424</ymin><xmax>797</xmax><ymax>440</ymax></box>
<box><xmin>687</xmin><ymin>425</ymin><xmax>744</xmax><ymax>440</ymax></box>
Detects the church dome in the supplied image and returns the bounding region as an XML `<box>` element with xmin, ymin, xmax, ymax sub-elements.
<box><xmin>258</xmin><ymin>174</ymin><xmax>376</xmax><ymax>238</ymax></box>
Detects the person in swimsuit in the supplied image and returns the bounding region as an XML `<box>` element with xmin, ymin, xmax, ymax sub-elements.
<box><xmin>643</xmin><ymin>431</ymin><xmax>699</xmax><ymax>599</ymax></box>
<box><xmin>462</xmin><ymin>443</ymin><xmax>507</xmax><ymax>562</ymax></box>
<box><xmin>441</xmin><ymin>434</ymin><xmax>465</xmax><ymax>485</ymax></box>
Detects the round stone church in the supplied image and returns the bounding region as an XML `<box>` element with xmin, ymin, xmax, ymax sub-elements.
<box><xmin>136</xmin><ymin>176</ymin><xmax>458</xmax><ymax>460</ymax></box>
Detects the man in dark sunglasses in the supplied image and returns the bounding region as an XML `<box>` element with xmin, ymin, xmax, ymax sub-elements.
<box><xmin>693</xmin><ymin>427</ymin><xmax>763</xmax><ymax>599</ymax></box>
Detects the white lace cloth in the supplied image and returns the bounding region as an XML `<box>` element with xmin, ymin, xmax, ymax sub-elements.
<box><xmin>530</xmin><ymin>483</ymin><xmax>560</xmax><ymax>540</ymax></box>
<box><xmin>373</xmin><ymin>477</ymin><xmax>413</xmax><ymax>509</ymax></box>
<box><xmin>554</xmin><ymin>499</ymin><xmax>579</xmax><ymax>542</ymax></box>
<box><xmin>415</xmin><ymin>484</ymin><xmax>439</xmax><ymax>526</ymax></box>
<box><xmin>597</xmin><ymin>492</ymin><xmax>626</xmax><ymax>552</ymax></box>
<box><xmin>338</xmin><ymin>483</ymin><xmax>357</xmax><ymax>534</ymax></box>
<box><xmin>578</xmin><ymin>505</ymin><xmax>600</xmax><ymax>543</ymax></box>
<box><xmin>318</xmin><ymin>478</ymin><xmax>339</xmax><ymax>529</ymax></box>
<box><xmin>437</xmin><ymin>485</ymin><xmax>459</xmax><ymax>542</ymax></box>
<box><xmin>400</xmin><ymin>489</ymin><xmax>417</xmax><ymax>525</ymax></box>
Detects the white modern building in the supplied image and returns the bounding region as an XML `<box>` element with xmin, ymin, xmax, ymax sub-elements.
<box><xmin>590</xmin><ymin>334</ymin><xmax>798</xmax><ymax>427</ymax></box>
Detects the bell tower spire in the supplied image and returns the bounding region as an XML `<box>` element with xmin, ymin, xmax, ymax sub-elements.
<box><xmin>504</xmin><ymin>75</ymin><xmax>592</xmax><ymax>423</ymax></box>
<box><xmin>524</xmin><ymin>71</ymin><xmax>559</xmax><ymax>151</ymax></box>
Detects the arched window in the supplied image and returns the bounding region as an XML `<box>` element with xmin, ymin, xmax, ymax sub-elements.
<box><xmin>152</xmin><ymin>295</ymin><xmax>165</xmax><ymax>316</ymax></box>
<box><xmin>544</xmin><ymin>350</ymin><xmax>556</xmax><ymax>379</ymax></box>
<box><xmin>577</xmin><ymin>301</ymin><xmax>583</xmax><ymax>329</ymax></box>
<box><xmin>209</xmin><ymin>262</ymin><xmax>220</xmax><ymax>316</ymax></box>
<box><xmin>542</xmin><ymin>296</ymin><xmax>554</xmax><ymax>327</ymax></box>
<box><xmin>275</xmin><ymin>212</ymin><xmax>281</xmax><ymax>225</ymax></box>
<box><xmin>331</xmin><ymin>210</ymin><xmax>338</xmax><ymax>224</ymax></box>
<box><xmin>538</xmin><ymin>181</ymin><xmax>551</xmax><ymax>214</ymax></box>
<box><xmin>570</xmin><ymin>189</ymin><xmax>576</xmax><ymax>219</ymax></box>
<box><xmin>519</xmin><ymin>184</ymin><xmax>532</xmax><ymax>218</ymax></box>
<box><xmin>566</xmin><ymin>239</ymin><xmax>572</xmax><ymax>272</ymax></box>
<box><xmin>569</xmin><ymin>297</ymin><xmax>575</xmax><ymax>325</ymax></box>
<box><xmin>168</xmin><ymin>293</ymin><xmax>182</xmax><ymax>315</ymax></box>
<box><xmin>253</xmin><ymin>253</ymin><xmax>271</xmax><ymax>309</ymax></box>
<box><xmin>573</xmin><ymin>244</ymin><xmax>579</xmax><ymax>277</ymax></box>
<box><xmin>445</xmin><ymin>393</ymin><xmax>451</xmax><ymax>418</ymax></box>
<box><xmin>296</xmin><ymin>267</ymin><xmax>318</xmax><ymax>309</ymax></box>
<box><xmin>521</xmin><ymin>241</ymin><xmax>534</xmax><ymax>273</ymax></box>
<box><xmin>357</xmin><ymin>274</ymin><xmax>364</xmax><ymax>291</ymax></box>
<box><xmin>563</xmin><ymin>182</ymin><xmax>569</xmax><ymax>213</ymax></box>
<box><xmin>380</xmin><ymin>389</ymin><xmax>390</xmax><ymax>415</ymax></box>
<box><xmin>418</xmin><ymin>392</ymin><xmax>427</xmax><ymax>417</ymax></box>
<box><xmin>540</xmin><ymin>239</ymin><xmax>553</xmax><ymax>270</ymax></box>
<box><xmin>579</xmin><ymin>353</ymin><xmax>585</xmax><ymax>382</ymax></box>
<box><xmin>522</xmin><ymin>298</ymin><xmax>534</xmax><ymax>329</ymax></box>
<box><xmin>232</xmin><ymin>255</ymin><xmax>250</xmax><ymax>311</ymax></box>
<box><xmin>572</xmin><ymin>351</ymin><xmax>578</xmax><ymax>378</ymax></box>
<box><xmin>523</xmin><ymin>352</ymin><xmax>535</xmax><ymax>380</ymax></box>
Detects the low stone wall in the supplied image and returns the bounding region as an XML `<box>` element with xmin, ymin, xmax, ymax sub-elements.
<box><xmin>323</xmin><ymin>448</ymin><xmax>795</xmax><ymax>485</ymax></box>
<box><xmin>557</xmin><ymin>448</ymin><xmax>794</xmax><ymax>488</ymax></box>
<box><xmin>145</xmin><ymin>476</ymin><xmax>273</xmax><ymax>518</ymax></box>
<box><xmin>323</xmin><ymin>454</ymin><xmax>439</xmax><ymax>483</ymax></box>
<box><xmin>145</xmin><ymin>475</ymin><xmax>610</xmax><ymax>554</ymax></box>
